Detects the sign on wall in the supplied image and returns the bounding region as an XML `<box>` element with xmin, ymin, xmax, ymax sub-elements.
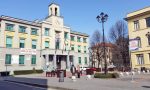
<box><xmin>129</xmin><ymin>39</ymin><xmax>139</xmax><ymax>51</ymax></box>
<box><xmin>12</xmin><ymin>55</ymin><xmax>19</xmax><ymax>64</ymax></box>
<box><xmin>20</xmin><ymin>48</ymin><xmax>36</xmax><ymax>55</ymax></box>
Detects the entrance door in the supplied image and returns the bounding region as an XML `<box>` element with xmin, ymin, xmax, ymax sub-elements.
<box><xmin>56</xmin><ymin>56</ymin><xmax>61</xmax><ymax>69</ymax></box>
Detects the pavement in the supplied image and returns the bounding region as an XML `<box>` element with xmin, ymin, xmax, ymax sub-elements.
<box><xmin>1</xmin><ymin>72</ymin><xmax>150</xmax><ymax>90</ymax></box>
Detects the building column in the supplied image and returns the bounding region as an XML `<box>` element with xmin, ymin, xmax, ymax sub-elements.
<box><xmin>67</xmin><ymin>52</ymin><xmax>70</xmax><ymax>69</ymax></box>
<box><xmin>46</xmin><ymin>54</ymin><xmax>49</xmax><ymax>65</ymax></box>
<box><xmin>72</xmin><ymin>55</ymin><xmax>75</xmax><ymax>66</ymax></box>
<box><xmin>53</xmin><ymin>55</ymin><xmax>57</xmax><ymax>69</ymax></box>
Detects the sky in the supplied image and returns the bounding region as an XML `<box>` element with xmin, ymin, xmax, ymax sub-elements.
<box><xmin>0</xmin><ymin>0</ymin><xmax>150</xmax><ymax>38</ymax></box>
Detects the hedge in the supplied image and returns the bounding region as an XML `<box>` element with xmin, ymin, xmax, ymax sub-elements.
<box><xmin>14</xmin><ymin>69</ymin><xmax>43</xmax><ymax>75</ymax></box>
<box><xmin>94</xmin><ymin>72</ymin><xmax>119</xmax><ymax>78</ymax></box>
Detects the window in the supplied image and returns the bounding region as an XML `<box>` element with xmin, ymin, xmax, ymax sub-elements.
<box><xmin>31</xmin><ymin>55</ymin><xmax>36</xmax><ymax>65</ymax></box>
<box><xmin>78</xmin><ymin>57</ymin><xmax>81</xmax><ymax>64</ymax></box>
<box><xmin>149</xmin><ymin>53</ymin><xmax>150</xmax><ymax>62</ymax></box>
<box><xmin>84</xmin><ymin>57</ymin><xmax>87</xmax><ymax>64</ymax></box>
<box><xmin>19</xmin><ymin>26</ymin><xmax>26</xmax><ymax>33</ymax></box>
<box><xmin>6</xmin><ymin>36</ymin><xmax>12</xmax><ymax>48</ymax></box>
<box><xmin>77</xmin><ymin>37</ymin><xmax>81</xmax><ymax>42</ymax></box>
<box><xmin>78</xmin><ymin>45</ymin><xmax>81</xmax><ymax>53</ymax></box>
<box><xmin>56</xmin><ymin>42</ymin><xmax>60</xmax><ymax>49</ymax></box>
<box><xmin>83</xmin><ymin>38</ymin><xmax>87</xmax><ymax>43</ymax></box>
<box><xmin>31</xmin><ymin>28</ymin><xmax>38</xmax><ymax>35</ymax></box>
<box><xmin>5</xmin><ymin>54</ymin><xmax>11</xmax><ymax>64</ymax></box>
<box><xmin>134</xmin><ymin>20</ymin><xmax>140</xmax><ymax>30</ymax></box>
<box><xmin>45</xmin><ymin>28</ymin><xmax>49</xmax><ymax>36</ymax></box>
<box><xmin>71</xmin><ymin>36</ymin><xmax>75</xmax><ymax>41</ymax></box>
<box><xmin>136</xmin><ymin>37</ymin><xmax>141</xmax><ymax>47</ymax></box>
<box><xmin>20</xmin><ymin>39</ymin><xmax>25</xmax><ymax>48</ymax></box>
<box><xmin>19</xmin><ymin>55</ymin><xmax>25</xmax><ymax>65</ymax></box>
<box><xmin>71</xmin><ymin>45</ymin><xmax>74</xmax><ymax>51</ymax></box>
<box><xmin>32</xmin><ymin>40</ymin><xmax>37</xmax><ymax>49</ymax></box>
<box><xmin>84</xmin><ymin>46</ymin><xmax>86</xmax><ymax>53</ymax></box>
<box><xmin>45</xmin><ymin>41</ymin><xmax>49</xmax><ymax>48</ymax></box>
<box><xmin>64</xmin><ymin>32</ymin><xmax>68</xmax><ymax>39</ymax></box>
<box><xmin>147</xmin><ymin>35</ymin><xmax>150</xmax><ymax>45</ymax></box>
<box><xmin>55</xmin><ymin>8</ymin><xmax>57</xmax><ymax>16</ymax></box>
<box><xmin>136</xmin><ymin>54</ymin><xmax>144</xmax><ymax>65</ymax></box>
<box><xmin>5</xmin><ymin>23</ymin><xmax>14</xmax><ymax>31</ymax></box>
<box><xmin>146</xmin><ymin>17</ymin><xmax>150</xmax><ymax>27</ymax></box>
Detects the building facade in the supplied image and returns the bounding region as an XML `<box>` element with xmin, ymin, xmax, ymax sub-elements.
<box><xmin>0</xmin><ymin>3</ymin><xmax>89</xmax><ymax>74</ymax></box>
<box><xmin>126</xmin><ymin>7</ymin><xmax>150</xmax><ymax>70</ymax></box>
<box><xmin>90</xmin><ymin>43</ymin><xmax>114</xmax><ymax>68</ymax></box>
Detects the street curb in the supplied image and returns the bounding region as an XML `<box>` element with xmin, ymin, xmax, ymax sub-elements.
<box><xmin>4</xmin><ymin>80</ymin><xmax>76</xmax><ymax>90</ymax></box>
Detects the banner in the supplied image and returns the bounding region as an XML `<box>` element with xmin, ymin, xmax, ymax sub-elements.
<box><xmin>129</xmin><ymin>39</ymin><xmax>139</xmax><ymax>51</ymax></box>
<box><xmin>12</xmin><ymin>55</ymin><xmax>19</xmax><ymax>64</ymax></box>
<box><xmin>20</xmin><ymin>48</ymin><xmax>36</xmax><ymax>55</ymax></box>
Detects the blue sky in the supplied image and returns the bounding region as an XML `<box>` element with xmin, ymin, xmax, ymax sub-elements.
<box><xmin>0</xmin><ymin>0</ymin><xmax>150</xmax><ymax>37</ymax></box>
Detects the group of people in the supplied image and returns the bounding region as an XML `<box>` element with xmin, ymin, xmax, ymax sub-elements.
<box><xmin>70</xmin><ymin>65</ymin><xmax>82</xmax><ymax>78</ymax></box>
<box><xmin>45</xmin><ymin>64</ymin><xmax>83</xmax><ymax>78</ymax></box>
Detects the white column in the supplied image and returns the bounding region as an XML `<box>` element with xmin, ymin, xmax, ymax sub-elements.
<box><xmin>73</xmin><ymin>56</ymin><xmax>75</xmax><ymax>65</ymax></box>
<box><xmin>46</xmin><ymin>54</ymin><xmax>49</xmax><ymax>65</ymax></box>
<box><xmin>53</xmin><ymin>55</ymin><xmax>57</xmax><ymax>69</ymax></box>
<box><xmin>67</xmin><ymin>51</ymin><xmax>70</xmax><ymax>69</ymax></box>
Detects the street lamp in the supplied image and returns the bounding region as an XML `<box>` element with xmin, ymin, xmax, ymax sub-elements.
<box><xmin>96</xmin><ymin>12</ymin><xmax>108</xmax><ymax>74</ymax></box>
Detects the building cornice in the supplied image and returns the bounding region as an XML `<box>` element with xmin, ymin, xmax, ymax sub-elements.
<box><xmin>71</xmin><ymin>30</ymin><xmax>89</xmax><ymax>37</ymax></box>
<box><xmin>125</xmin><ymin>6</ymin><xmax>150</xmax><ymax>21</ymax></box>
<box><xmin>0</xmin><ymin>15</ymin><xmax>41</xmax><ymax>27</ymax></box>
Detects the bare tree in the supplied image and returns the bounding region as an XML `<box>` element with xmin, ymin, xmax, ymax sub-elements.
<box><xmin>109</xmin><ymin>20</ymin><xmax>129</xmax><ymax>68</ymax></box>
<box><xmin>90</xmin><ymin>30</ymin><xmax>104</xmax><ymax>68</ymax></box>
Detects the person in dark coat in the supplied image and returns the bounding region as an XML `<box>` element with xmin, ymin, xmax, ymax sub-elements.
<box><xmin>70</xmin><ymin>65</ymin><xmax>76</xmax><ymax>76</ymax></box>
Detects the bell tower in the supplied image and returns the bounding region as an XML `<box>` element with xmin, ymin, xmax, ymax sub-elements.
<box><xmin>49</xmin><ymin>3</ymin><xmax>60</xmax><ymax>16</ymax></box>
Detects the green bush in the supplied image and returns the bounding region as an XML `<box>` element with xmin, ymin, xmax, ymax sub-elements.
<box><xmin>36</xmin><ymin>70</ymin><xmax>44</xmax><ymax>73</ymax></box>
<box><xmin>14</xmin><ymin>69</ymin><xmax>44</xmax><ymax>75</ymax></box>
<box><xmin>94</xmin><ymin>73</ymin><xmax>119</xmax><ymax>78</ymax></box>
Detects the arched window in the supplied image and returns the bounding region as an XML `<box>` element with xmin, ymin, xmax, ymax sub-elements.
<box><xmin>55</xmin><ymin>8</ymin><xmax>57</xmax><ymax>16</ymax></box>
<box><xmin>146</xmin><ymin>32</ymin><xmax>150</xmax><ymax>45</ymax></box>
<box><xmin>136</xmin><ymin>37</ymin><xmax>141</xmax><ymax>48</ymax></box>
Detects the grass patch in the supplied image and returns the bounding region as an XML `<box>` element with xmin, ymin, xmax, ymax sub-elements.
<box><xmin>94</xmin><ymin>72</ymin><xmax>119</xmax><ymax>78</ymax></box>
<box><xmin>14</xmin><ymin>69</ymin><xmax>43</xmax><ymax>75</ymax></box>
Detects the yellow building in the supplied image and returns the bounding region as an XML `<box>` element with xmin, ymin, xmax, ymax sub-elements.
<box><xmin>126</xmin><ymin>7</ymin><xmax>150</xmax><ymax>70</ymax></box>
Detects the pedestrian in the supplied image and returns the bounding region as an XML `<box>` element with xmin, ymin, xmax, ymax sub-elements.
<box><xmin>77</xmin><ymin>65</ymin><xmax>80</xmax><ymax>78</ymax></box>
<box><xmin>70</xmin><ymin>65</ymin><xmax>76</xmax><ymax>76</ymax></box>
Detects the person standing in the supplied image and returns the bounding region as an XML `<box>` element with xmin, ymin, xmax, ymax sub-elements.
<box><xmin>77</xmin><ymin>65</ymin><xmax>80</xmax><ymax>78</ymax></box>
<box><xmin>70</xmin><ymin>65</ymin><xmax>76</xmax><ymax>76</ymax></box>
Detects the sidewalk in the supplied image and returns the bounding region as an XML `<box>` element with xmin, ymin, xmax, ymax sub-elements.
<box><xmin>2</xmin><ymin>73</ymin><xmax>150</xmax><ymax>90</ymax></box>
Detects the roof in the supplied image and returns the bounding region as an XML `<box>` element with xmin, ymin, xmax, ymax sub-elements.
<box><xmin>0</xmin><ymin>15</ymin><xmax>41</xmax><ymax>27</ymax></box>
<box><xmin>49</xmin><ymin>3</ymin><xmax>60</xmax><ymax>7</ymax></box>
<box><xmin>70</xmin><ymin>30</ymin><xmax>89</xmax><ymax>37</ymax></box>
<box><xmin>125</xmin><ymin>6</ymin><xmax>150</xmax><ymax>21</ymax></box>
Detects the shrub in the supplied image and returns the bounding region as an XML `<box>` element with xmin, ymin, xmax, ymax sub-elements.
<box><xmin>94</xmin><ymin>72</ymin><xmax>119</xmax><ymax>78</ymax></box>
<box><xmin>14</xmin><ymin>69</ymin><xmax>43</xmax><ymax>75</ymax></box>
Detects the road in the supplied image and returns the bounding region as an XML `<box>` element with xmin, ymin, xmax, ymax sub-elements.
<box><xmin>0</xmin><ymin>80</ymin><xmax>47</xmax><ymax>90</ymax></box>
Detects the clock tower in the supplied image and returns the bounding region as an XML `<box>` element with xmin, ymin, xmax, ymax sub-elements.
<box><xmin>47</xmin><ymin>3</ymin><xmax>64</xmax><ymax>26</ymax></box>
<box><xmin>49</xmin><ymin>3</ymin><xmax>60</xmax><ymax>16</ymax></box>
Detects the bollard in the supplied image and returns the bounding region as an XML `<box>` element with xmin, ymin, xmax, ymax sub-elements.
<box><xmin>126</xmin><ymin>72</ymin><xmax>129</xmax><ymax>76</ymax></box>
<box><xmin>59</xmin><ymin>71</ymin><xmax>64</xmax><ymax>82</ymax></box>
<box><xmin>147</xmin><ymin>70</ymin><xmax>150</xmax><ymax>73</ymax></box>
<box><xmin>143</xmin><ymin>70</ymin><xmax>146</xmax><ymax>74</ymax></box>
<box><xmin>72</xmin><ymin>76</ymin><xmax>76</xmax><ymax>82</ymax></box>
<box><xmin>138</xmin><ymin>70</ymin><xmax>141</xmax><ymax>74</ymax></box>
<box><xmin>132</xmin><ymin>71</ymin><xmax>135</xmax><ymax>75</ymax></box>
<box><xmin>86</xmin><ymin>75</ymin><xmax>91</xmax><ymax>80</ymax></box>
<box><xmin>120</xmin><ymin>72</ymin><xmax>124</xmax><ymax>77</ymax></box>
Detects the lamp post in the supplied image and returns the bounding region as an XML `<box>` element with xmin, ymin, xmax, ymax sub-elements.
<box><xmin>96</xmin><ymin>12</ymin><xmax>108</xmax><ymax>74</ymax></box>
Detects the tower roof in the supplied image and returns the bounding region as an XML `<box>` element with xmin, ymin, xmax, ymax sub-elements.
<box><xmin>49</xmin><ymin>3</ymin><xmax>59</xmax><ymax>7</ymax></box>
